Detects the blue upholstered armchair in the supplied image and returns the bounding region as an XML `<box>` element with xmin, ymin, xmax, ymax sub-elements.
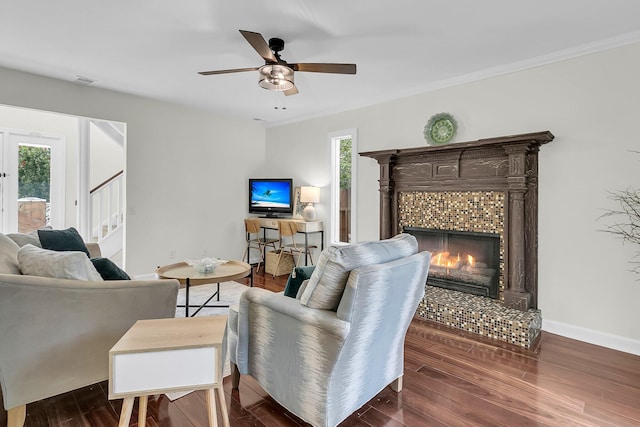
<box><xmin>227</xmin><ymin>234</ymin><xmax>431</xmax><ymax>427</ymax></box>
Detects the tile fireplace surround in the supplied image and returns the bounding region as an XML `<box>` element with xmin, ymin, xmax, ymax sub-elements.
<box><xmin>361</xmin><ymin>131</ymin><xmax>554</xmax><ymax>348</ymax></box>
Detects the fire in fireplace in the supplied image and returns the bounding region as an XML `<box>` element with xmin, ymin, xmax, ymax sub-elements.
<box><xmin>404</xmin><ymin>227</ymin><xmax>500</xmax><ymax>298</ymax></box>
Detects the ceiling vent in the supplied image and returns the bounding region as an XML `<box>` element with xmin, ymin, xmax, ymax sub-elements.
<box><xmin>75</xmin><ymin>75</ymin><xmax>96</xmax><ymax>85</ymax></box>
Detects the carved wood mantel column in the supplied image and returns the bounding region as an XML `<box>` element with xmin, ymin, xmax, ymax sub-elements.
<box><xmin>375</xmin><ymin>153</ymin><xmax>397</xmax><ymax>240</ymax></box>
<box><xmin>504</xmin><ymin>144</ymin><xmax>533</xmax><ymax>310</ymax></box>
<box><xmin>360</xmin><ymin>131</ymin><xmax>554</xmax><ymax>311</ymax></box>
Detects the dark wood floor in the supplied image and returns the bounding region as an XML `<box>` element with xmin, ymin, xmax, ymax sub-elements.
<box><xmin>2</xmin><ymin>269</ymin><xmax>639</xmax><ymax>426</ymax></box>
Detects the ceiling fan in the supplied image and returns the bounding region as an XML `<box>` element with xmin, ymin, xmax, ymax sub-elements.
<box><xmin>198</xmin><ymin>30</ymin><xmax>357</xmax><ymax>96</ymax></box>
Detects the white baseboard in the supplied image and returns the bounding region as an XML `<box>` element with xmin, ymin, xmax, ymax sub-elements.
<box><xmin>542</xmin><ymin>319</ymin><xmax>640</xmax><ymax>356</ymax></box>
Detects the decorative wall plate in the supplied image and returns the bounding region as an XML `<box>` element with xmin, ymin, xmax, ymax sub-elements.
<box><xmin>424</xmin><ymin>113</ymin><xmax>457</xmax><ymax>145</ymax></box>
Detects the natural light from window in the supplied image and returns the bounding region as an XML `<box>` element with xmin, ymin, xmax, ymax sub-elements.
<box><xmin>329</xmin><ymin>129</ymin><xmax>357</xmax><ymax>244</ymax></box>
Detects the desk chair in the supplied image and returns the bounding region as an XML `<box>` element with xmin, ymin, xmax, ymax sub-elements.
<box><xmin>273</xmin><ymin>220</ymin><xmax>317</xmax><ymax>278</ymax></box>
<box><xmin>243</xmin><ymin>218</ymin><xmax>278</xmax><ymax>272</ymax></box>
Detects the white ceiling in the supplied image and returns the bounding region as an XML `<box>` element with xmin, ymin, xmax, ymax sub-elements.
<box><xmin>2</xmin><ymin>1</ymin><xmax>640</xmax><ymax>126</ymax></box>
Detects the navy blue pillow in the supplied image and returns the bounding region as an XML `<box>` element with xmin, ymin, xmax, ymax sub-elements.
<box><xmin>91</xmin><ymin>258</ymin><xmax>131</xmax><ymax>280</ymax></box>
<box><xmin>37</xmin><ymin>227</ymin><xmax>89</xmax><ymax>257</ymax></box>
<box><xmin>284</xmin><ymin>266</ymin><xmax>316</xmax><ymax>298</ymax></box>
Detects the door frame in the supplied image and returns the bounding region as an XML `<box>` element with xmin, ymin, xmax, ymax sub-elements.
<box><xmin>0</xmin><ymin>129</ymin><xmax>66</xmax><ymax>232</ymax></box>
<box><xmin>328</xmin><ymin>129</ymin><xmax>357</xmax><ymax>245</ymax></box>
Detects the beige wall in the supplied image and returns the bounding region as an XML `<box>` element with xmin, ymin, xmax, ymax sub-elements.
<box><xmin>266</xmin><ymin>42</ymin><xmax>640</xmax><ymax>353</ymax></box>
<box><xmin>0</xmin><ymin>66</ymin><xmax>266</xmax><ymax>276</ymax></box>
<box><xmin>89</xmin><ymin>121</ymin><xmax>125</xmax><ymax>189</ymax></box>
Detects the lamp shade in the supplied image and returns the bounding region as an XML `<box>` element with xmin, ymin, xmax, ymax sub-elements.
<box><xmin>258</xmin><ymin>64</ymin><xmax>294</xmax><ymax>91</ymax></box>
<box><xmin>300</xmin><ymin>186</ymin><xmax>320</xmax><ymax>203</ymax></box>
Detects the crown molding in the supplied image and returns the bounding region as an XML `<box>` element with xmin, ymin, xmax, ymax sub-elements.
<box><xmin>267</xmin><ymin>31</ymin><xmax>640</xmax><ymax>128</ymax></box>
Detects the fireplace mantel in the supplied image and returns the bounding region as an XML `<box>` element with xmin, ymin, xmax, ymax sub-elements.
<box><xmin>360</xmin><ymin>131</ymin><xmax>554</xmax><ymax>310</ymax></box>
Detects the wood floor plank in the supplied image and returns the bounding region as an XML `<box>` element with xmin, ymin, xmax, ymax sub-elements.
<box><xmin>537</xmin><ymin>337</ymin><xmax>640</xmax><ymax>388</ymax></box>
<box><xmin>582</xmin><ymin>402</ymin><xmax>640</xmax><ymax>427</ymax></box>
<box><xmin>174</xmin><ymin>390</ymin><xmax>216</xmax><ymax>427</ymax></box>
<box><xmin>392</xmin><ymin>382</ymin><xmax>491</xmax><ymax>426</ymax></box>
<box><xmin>246</xmin><ymin>400</ymin><xmax>305</xmax><ymax>427</ymax></box>
<box><xmin>405</xmin><ymin>335</ymin><xmax>533</xmax><ymax>379</ymax></box>
<box><xmin>224</xmin><ymin>389</ymin><xmax>264</xmax><ymax>425</ymax></box>
<box><xmin>335</xmin><ymin>409</ymin><xmax>379</xmax><ymax>427</ymax></box>
<box><xmin>80</xmin><ymin>405</ymin><xmax>119</xmax><ymax>427</ymax></box>
<box><xmin>410</xmin><ymin>348</ymin><xmax>616</xmax><ymax>426</ymax></box>
<box><xmin>404</xmin><ymin>367</ymin><xmax>541</xmax><ymax>427</ymax></box>
<box><xmin>363</xmin><ymin>387</ymin><xmax>448</xmax><ymax>427</ymax></box>
<box><xmin>352</xmin><ymin>406</ymin><xmax>404</xmax><ymax>427</ymax></box>
<box><xmin>36</xmin><ymin>393</ymin><xmax>84</xmax><ymax>427</ymax></box>
<box><xmin>154</xmin><ymin>394</ymin><xmax>198</xmax><ymax>427</ymax></box>
<box><xmin>521</xmin><ymin>361</ymin><xmax>640</xmax><ymax>415</ymax></box>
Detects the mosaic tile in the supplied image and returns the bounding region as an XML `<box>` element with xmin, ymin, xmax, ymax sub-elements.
<box><xmin>417</xmin><ymin>286</ymin><xmax>541</xmax><ymax>348</ymax></box>
<box><xmin>400</xmin><ymin>191</ymin><xmax>540</xmax><ymax>348</ymax></box>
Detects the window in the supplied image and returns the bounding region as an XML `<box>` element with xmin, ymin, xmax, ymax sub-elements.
<box><xmin>329</xmin><ymin>129</ymin><xmax>357</xmax><ymax>244</ymax></box>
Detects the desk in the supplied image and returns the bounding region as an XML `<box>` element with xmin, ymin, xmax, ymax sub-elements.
<box><xmin>109</xmin><ymin>316</ymin><xmax>229</xmax><ymax>427</ymax></box>
<box><xmin>256</xmin><ymin>218</ymin><xmax>323</xmax><ymax>266</ymax></box>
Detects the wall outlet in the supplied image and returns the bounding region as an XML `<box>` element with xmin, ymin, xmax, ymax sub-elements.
<box><xmin>169</xmin><ymin>249</ymin><xmax>175</xmax><ymax>259</ymax></box>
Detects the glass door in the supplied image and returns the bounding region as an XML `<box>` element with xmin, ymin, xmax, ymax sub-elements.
<box><xmin>0</xmin><ymin>131</ymin><xmax>65</xmax><ymax>233</ymax></box>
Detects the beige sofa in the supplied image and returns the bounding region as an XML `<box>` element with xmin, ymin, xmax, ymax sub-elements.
<box><xmin>0</xmin><ymin>232</ymin><xmax>179</xmax><ymax>427</ymax></box>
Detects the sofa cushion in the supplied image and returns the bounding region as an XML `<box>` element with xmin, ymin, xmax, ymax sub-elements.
<box><xmin>7</xmin><ymin>229</ymin><xmax>42</xmax><ymax>248</ymax></box>
<box><xmin>300</xmin><ymin>233</ymin><xmax>418</xmax><ymax>310</ymax></box>
<box><xmin>0</xmin><ymin>234</ymin><xmax>21</xmax><ymax>275</ymax></box>
<box><xmin>284</xmin><ymin>266</ymin><xmax>315</xmax><ymax>298</ymax></box>
<box><xmin>17</xmin><ymin>244</ymin><xmax>103</xmax><ymax>281</ymax></box>
<box><xmin>90</xmin><ymin>258</ymin><xmax>130</xmax><ymax>280</ymax></box>
<box><xmin>38</xmin><ymin>227</ymin><xmax>89</xmax><ymax>257</ymax></box>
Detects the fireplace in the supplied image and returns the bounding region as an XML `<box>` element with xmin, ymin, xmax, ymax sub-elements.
<box><xmin>361</xmin><ymin>131</ymin><xmax>554</xmax><ymax>311</ymax></box>
<box><xmin>404</xmin><ymin>227</ymin><xmax>500</xmax><ymax>298</ymax></box>
<box><xmin>360</xmin><ymin>131</ymin><xmax>554</xmax><ymax>347</ymax></box>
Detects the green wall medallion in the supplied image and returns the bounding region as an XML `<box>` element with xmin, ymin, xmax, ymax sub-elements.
<box><xmin>424</xmin><ymin>113</ymin><xmax>457</xmax><ymax>145</ymax></box>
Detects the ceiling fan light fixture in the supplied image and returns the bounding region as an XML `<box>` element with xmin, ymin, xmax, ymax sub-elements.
<box><xmin>258</xmin><ymin>64</ymin><xmax>294</xmax><ymax>91</ymax></box>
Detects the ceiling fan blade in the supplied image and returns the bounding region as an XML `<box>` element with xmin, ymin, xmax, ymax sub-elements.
<box><xmin>284</xmin><ymin>85</ymin><xmax>299</xmax><ymax>96</ymax></box>
<box><xmin>239</xmin><ymin>30</ymin><xmax>277</xmax><ymax>63</ymax></box>
<box><xmin>290</xmin><ymin>63</ymin><xmax>356</xmax><ymax>74</ymax></box>
<box><xmin>198</xmin><ymin>67</ymin><xmax>259</xmax><ymax>76</ymax></box>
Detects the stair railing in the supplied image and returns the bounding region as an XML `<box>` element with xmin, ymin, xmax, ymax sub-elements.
<box><xmin>89</xmin><ymin>170</ymin><xmax>123</xmax><ymax>244</ymax></box>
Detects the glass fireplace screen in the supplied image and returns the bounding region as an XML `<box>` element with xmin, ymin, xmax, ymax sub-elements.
<box><xmin>404</xmin><ymin>227</ymin><xmax>500</xmax><ymax>298</ymax></box>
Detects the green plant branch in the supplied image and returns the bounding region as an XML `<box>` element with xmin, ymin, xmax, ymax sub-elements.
<box><xmin>599</xmin><ymin>150</ymin><xmax>640</xmax><ymax>275</ymax></box>
<box><xmin>600</xmin><ymin>186</ymin><xmax>640</xmax><ymax>276</ymax></box>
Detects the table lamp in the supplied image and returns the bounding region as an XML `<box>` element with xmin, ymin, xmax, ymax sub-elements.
<box><xmin>300</xmin><ymin>186</ymin><xmax>320</xmax><ymax>221</ymax></box>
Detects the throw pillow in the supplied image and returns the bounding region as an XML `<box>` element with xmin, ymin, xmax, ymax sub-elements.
<box><xmin>91</xmin><ymin>258</ymin><xmax>130</xmax><ymax>280</ymax></box>
<box><xmin>17</xmin><ymin>244</ymin><xmax>103</xmax><ymax>281</ymax></box>
<box><xmin>283</xmin><ymin>265</ymin><xmax>315</xmax><ymax>298</ymax></box>
<box><xmin>296</xmin><ymin>280</ymin><xmax>310</xmax><ymax>299</ymax></box>
<box><xmin>38</xmin><ymin>227</ymin><xmax>89</xmax><ymax>257</ymax></box>
<box><xmin>0</xmin><ymin>233</ymin><xmax>21</xmax><ymax>274</ymax></box>
<box><xmin>7</xmin><ymin>230</ymin><xmax>42</xmax><ymax>248</ymax></box>
<box><xmin>300</xmin><ymin>233</ymin><xmax>418</xmax><ymax>310</ymax></box>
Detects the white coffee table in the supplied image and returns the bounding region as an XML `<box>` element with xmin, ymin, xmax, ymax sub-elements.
<box><xmin>109</xmin><ymin>316</ymin><xmax>229</xmax><ymax>427</ymax></box>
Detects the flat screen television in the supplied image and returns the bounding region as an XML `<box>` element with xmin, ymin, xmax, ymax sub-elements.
<box><xmin>249</xmin><ymin>178</ymin><xmax>294</xmax><ymax>217</ymax></box>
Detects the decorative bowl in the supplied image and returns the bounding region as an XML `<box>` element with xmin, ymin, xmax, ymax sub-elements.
<box><xmin>186</xmin><ymin>257</ymin><xmax>227</xmax><ymax>274</ymax></box>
